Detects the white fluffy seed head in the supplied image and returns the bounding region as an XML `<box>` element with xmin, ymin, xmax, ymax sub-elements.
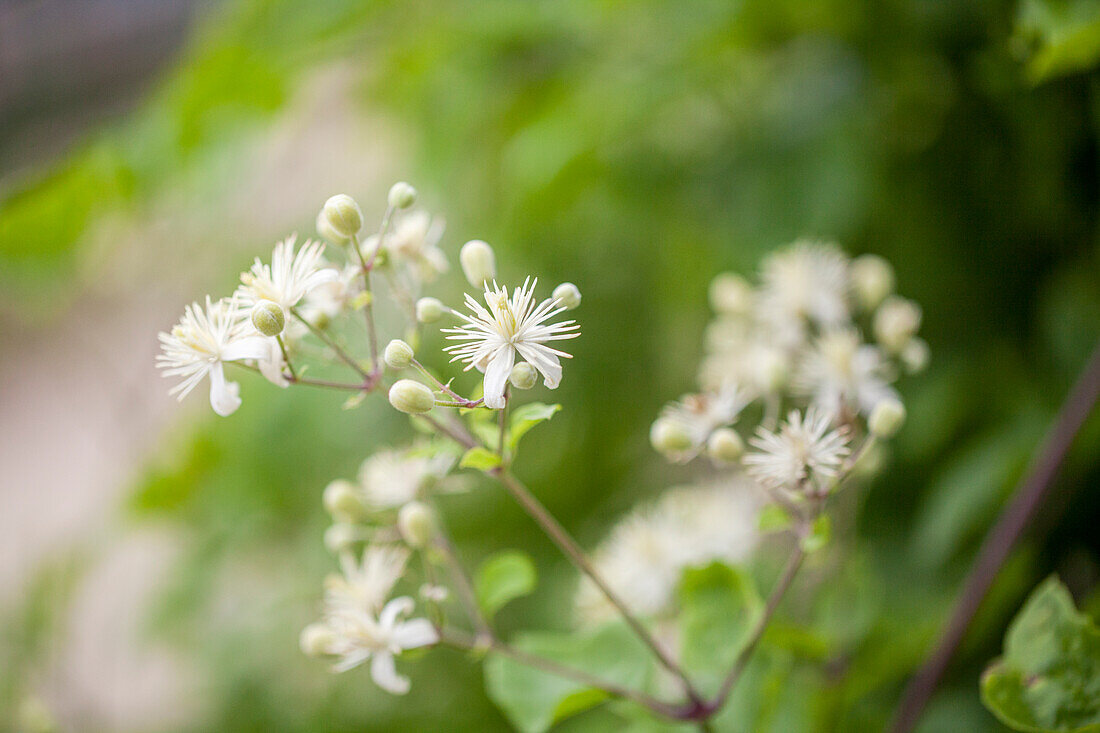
<box><xmin>416</xmin><ymin>297</ymin><xmax>446</xmax><ymax>323</ymax></box>
<box><xmin>250</xmin><ymin>300</ymin><xmax>285</xmax><ymax>336</ymax></box>
<box><xmin>388</xmin><ymin>379</ymin><xmax>434</xmax><ymax>414</ymax></box>
<box><xmin>459</xmin><ymin>240</ymin><xmax>496</xmax><ymax>288</ymax></box>
<box><xmin>384</xmin><ymin>339</ymin><xmax>415</xmax><ymax>370</ymax></box>
<box><xmin>552</xmin><ymin>282</ymin><xmax>582</xmax><ymax>310</ymax></box>
<box><xmin>322</xmin><ymin>194</ymin><xmax>363</xmax><ymax>238</ymax></box>
<box><xmin>509</xmin><ymin>362</ymin><xmax>539</xmax><ymax>390</ymax></box>
<box><xmin>869</xmin><ymin>399</ymin><xmax>906</xmax><ymax>438</ymax></box>
<box><xmin>397</xmin><ymin>501</ymin><xmax>436</xmax><ymax>547</ymax></box>
<box><xmin>388</xmin><ymin>181</ymin><xmax>418</xmax><ymax>209</ymax></box>
<box><xmin>707</xmin><ymin>427</ymin><xmax>745</xmax><ymax>463</ymax></box>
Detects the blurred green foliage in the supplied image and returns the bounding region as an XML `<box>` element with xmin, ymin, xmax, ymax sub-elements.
<box><xmin>4</xmin><ymin>0</ymin><xmax>1100</xmax><ymax>729</ymax></box>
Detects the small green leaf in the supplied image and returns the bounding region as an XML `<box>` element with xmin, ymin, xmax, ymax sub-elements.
<box><xmin>460</xmin><ymin>447</ymin><xmax>502</xmax><ymax>471</ymax></box>
<box><xmin>981</xmin><ymin>576</ymin><xmax>1100</xmax><ymax>732</ymax></box>
<box><xmin>758</xmin><ymin>504</ymin><xmax>794</xmax><ymax>533</ymax></box>
<box><xmin>800</xmin><ymin>514</ymin><xmax>831</xmax><ymax>554</ymax></box>
<box><xmin>484</xmin><ymin>622</ymin><xmax>653</xmax><ymax>733</ymax></box>
<box><xmin>475</xmin><ymin>550</ymin><xmax>537</xmax><ymax>619</ymax></box>
<box><xmin>1015</xmin><ymin>0</ymin><xmax>1100</xmax><ymax>83</ymax></box>
<box><xmin>507</xmin><ymin>403</ymin><xmax>562</xmax><ymax>454</ymax></box>
<box><xmin>678</xmin><ymin>562</ymin><xmax>763</xmax><ymax>679</ymax></box>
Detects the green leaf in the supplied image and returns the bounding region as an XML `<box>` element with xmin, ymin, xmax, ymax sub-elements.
<box><xmin>1015</xmin><ymin>0</ymin><xmax>1100</xmax><ymax>83</ymax></box>
<box><xmin>475</xmin><ymin>550</ymin><xmax>538</xmax><ymax>619</ymax></box>
<box><xmin>800</xmin><ymin>514</ymin><xmax>831</xmax><ymax>554</ymax></box>
<box><xmin>757</xmin><ymin>504</ymin><xmax>794</xmax><ymax>533</ymax></box>
<box><xmin>484</xmin><ymin>622</ymin><xmax>653</xmax><ymax>733</ymax></box>
<box><xmin>460</xmin><ymin>447</ymin><xmax>503</xmax><ymax>471</ymax></box>
<box><xmin>507</xmin><ymin>403</ymin><xmax>562</xmax><ymax>454</ymax></box>
<box><xmin>678</xmin><ymin>562</ymin><xmax>763</xmax><ymax>680</ymax></box>
<box><xmin>981</xmin><ymin>576</ymin><xmax>1100</xmax><ymax>732</ymax></box>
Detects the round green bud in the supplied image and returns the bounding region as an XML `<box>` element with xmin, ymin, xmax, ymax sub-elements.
<box><xmin>508</xmin><ymin>362</ymin><xmax>539</xmax><ymax>390</ymax></box>
<box><xmin>709</xmin><ymin>273</ymin><xmax>753</xmax><ymax>315</ymax></box>
<box><xmin>322</xmin><ymin>479</ymin><xmax>365</xmax><ymax>522</ymax></box>
<box><xmin>397</xmin><ymin>501</ymin><xmax>436</xmax><ymax>547</ymax></box>
<box><xmin>552</xmin><ymin>282</ymin><xmax>582</xmax><ymax>310</ymax></box>
<box><xmin>757</xmin><ymin>348</ymin><xmax>789</xmax><ymax>394</ymax></box>
<box><xmin>707</xmin><ymin>427</ymin><xmax>745</xmax><ymax>463</ymax></box>
<box><xmin>316</xmin><ymin>210</ymin><xmax>349</xmax><ymax>246</ymax></box>
<box><xmin>650</xmin><ymin>417</ymin><xmax>694</xmax><ymax>455</ymax></box>
<box><xmin>901</xmin><ymin>337</ymin><xmax>930</xmax><ymax>374</ymax></box>
<box><xmin>869</xmin><ymin>399</ymin><xmax>906</xmax><ymax>438</ymax></box>
<box><xmin>874</xmin><ymin>296</ymin><xmax>922</xmax><ymax>353</ymax></box>
<box><xmin>416</xmin><ymin>296</ymin><xmax>446</xmax><ymax>323</ymax></box>
<box><xmin>388</xmin><ymin>379</ymin><xmax>434</xmax><ymax>415</ymax></box>
<box><xmin>299</xmin><ymin>622</ymin><xmax>336</xmax><ymax>657</ymax></box>
<box><xmin>250</xmin><ymin>300</ymin><xmax>285</xmax><ymax>337</ymax></box>
<box><xmin>321</xmin><ymin>194</ymin><xmax>363</xmax><ymax>238</ymax></box>
<box><xmin>323</xmin><ymin>523</ymin><xmax>364</xmax><ymax>554</ymax></box>
<box><xmin>384</xmin><ymin>339</ymin><xmax>415</xmax><ymax>370</ymax></box>
<box><xmin>851</xmin><ymin>254</ymin><xmax>895</xmax><ymax>311</ymax></box>
<box><xmin>388</xmin><ymin>181</ymin><xmax>418</xmax><ymax>209</ymax></box>
<box><xmin>459</xmin><ymin>240</ymin><xmax>496</xmax><ymax>288</ymax></box>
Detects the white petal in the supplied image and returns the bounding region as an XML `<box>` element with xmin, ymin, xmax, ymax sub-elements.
<box><xmin>379</xmin><ymin>596</ymin><xmax>415</xmax><ymax>629</ymax></box>
<box><xmin>516</xmin><ymin>343</ymin><xmax>562</xmax><ymax>388</ymax></box>
<box><xmin>370</xmin><ymin>652</ymin><xmax>410</xmax><ymax>695</ymax></box>
<box><xmin>392</xmin><ymin>618</ymin><xmax>439</xmax><ymax>650</ymax></box>
<box><xmin>221</xmin><ymin>336</ymin><xmax>272</xmax><ymax>362</ymax></box>
<box><xmin>482</xmin><ymin>346</ymin><xmax>515</xmax><ymax>409</ymax></box>
<box><xmin>208</xmin><ymin>363</ymin><xmax>242</xmax><ymax>416</ymax></box>
<box><xmin>258</xmin><ymin>340</ymin><xmax>290</xmax><ymax>388</ymax></box>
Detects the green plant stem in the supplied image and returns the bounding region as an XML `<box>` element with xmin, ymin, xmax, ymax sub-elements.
<box><xmin>411</xmin><ymin>358</ymin><xmax>482</xmax><ymax>407</ymax></box>
<box><xmin>290</xmin><ymin>309</ymin><xmax>370</xmax><ymax>380</ymax></box>
<box><xmin>433</xmin><ymin>533</ymin><xmax>493</xmax><ymax>642</ymax></box>
<box><xmin>275</xmin><ymin>334</ymin><xmax>297</xmax><ymax>380</ymax></box>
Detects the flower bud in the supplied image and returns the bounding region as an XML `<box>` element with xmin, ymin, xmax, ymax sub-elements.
<box><xmin>388</xmin><ymin>181</ymin><xmax>418</xmax><ymax>209</ymax></box>
<box><xmin>650</xmin><ymin>417</ymin><xmax>693</xmax><ymax>455</ymax></box>
<box><xmin>322</xmin><ymin>479</ymin><xmax>365</xmax><ymax>522</ymax></box>
<box><xmin>416</xmin><ymin>297</ymin><xmax>446</xmax><ymax>323</ymax></box>
<box><xmin>316</xmin><ymin>211</ymin><xmax>349</xmax><ymax>246</ymax></box>
<box><xmin>709</xmin><ymin>273</ymin><xmax>754</xmax><ymax>315</ymax></box>
<box><xmin>397</xmin><ymin>501</ymin><xmax>436</xmax><ymax>547</ymax></box>
<box><xmin>388</xmin><ymin>379</ymin><xmax>434</xmax><ymax>415</ymax></box>
<box><xmin>384</xmin><ymin>339</ymin><xmax>415</xmax><ymax>370</ymax></box>
<box><xmin>324</xmin><ymin>523</ymin><xmax>364</xmax><ymax>554</ymax></box>
<box><xmin>508</xmin><ymin>362</ymin><xmax>538</xmax><ymax>390</ymax></box>
<box><xmin>874</xmin><ymin>296</ymin><xmax>922</xmax><ymax>353</ymax></box>
<box><xmin>321</xmin><ymin>194</ymin><xmax>363</xmax><ymax>238</ymax></box>
<box><xmin>869</xmin><ymin>399</ymin><xmax>906</xmax><ymax>438</ymax></box>
<box><xmin>901</xmin><ymin>337</ymin><xmax>930</xmax><ymax>374</ymax></box>
<box><xmin>552</xmin><ymin>282</ymin><xmax>582</xmax><ymax>310</ymax></box>
<box><xmin>756</xmin><ymin>348</ymin><xmax>789</xmax><ymax>394</ymax></box>
<box><xmin>850</xmin><ymin>254</ymin><xmax>895</xmax><ymax>310</ymax></box>
<box><xmin>299</xmin><ymin>623</ymin><xmax>336</xmax><ymax>657</ymax></box>
<box><xmin>707</xmin><ymin>427</ymin><xmax>744</xmax><ymax>463</ymax></box>
<box><xmin>459</xmin><ymin>240</ymin><xmax>496</xmax><ymax>288</ymax></box>
<box><xmin>250</xmin><ymin>300</ymin><xmax>285</xmax><ymax>336</ymax></box>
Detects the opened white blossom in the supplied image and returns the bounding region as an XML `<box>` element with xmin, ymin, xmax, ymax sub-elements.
<box><xmin>156</xmin><ymin>297</ymin><xmax>269</xmax><ymax>416</ymax></box>
<box><xmin>654</xmin><ymin>382</ymin><xmax>753</xmax><ymax>461</ymax></box>
<box><xmin>758</xmin><ymin>241</ymin><xmax>850</xmax><ymax>341</ymax></box>
<box><xmin>327</xmin><ymin>544</ymin><xmax>411</xmax><ymax>614</ymax></box>
<box><xmin>238</xmin><ymin>235</ymin><xmax>338</xmax><ymax>313</ymax></box>
<box><xmin>382</xmin><ymin>210</ymin><xmax>448</xmax><ymax>282</ymax></box>
<box><xmin>794</xmin><ymin>328</ymin><xmax>897</xmax><ymax>418</ymax></box>
<box><xmin>443</xmin><ymin>278</ymin><xmax>580</xmax><ymax>409</ymax></box>
<box><xmin>357</xmin><ymin>445</ymin><xmax>463</xmax><ymax>509</ymax></box>
<box><xmin>744</xmin><ymin>408</ymin><xmax>851</xmax><ymax>492</ymax></box>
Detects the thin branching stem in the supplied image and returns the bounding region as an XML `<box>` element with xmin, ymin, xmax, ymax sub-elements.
<box><xmin>290</xmin><ymin>309</ymin><xmax>369</xmax><ymax>380</ymax></box>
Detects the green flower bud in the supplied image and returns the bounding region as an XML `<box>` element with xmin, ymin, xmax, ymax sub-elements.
<box><xmin>299</xmin><ymin>623</ymin><xmax>336</xmax><ymax>657</ymax></box>
<box><xmin>874</xmin><ymin>296</ymin><xmax>922</xmax><ymax>353</ymax></box>
<box><xmin>388</xmin><ymin>181</ymin><xmax>417</xmax><ymax>209</ymax></box>
<box><xmin>869</xmin><ymin>399</ymin><xmax>906</xmax><ymax>438</ymax></box>
<box><xmin>508</xmin><ymin>362</ymin><xmax>538</xmax><ymax>390</ymax></box>
<box><xmin>459</xmin><ymin>240</ymin><xmax>496</xmax><ymax>288</ymax></box>
<box><xmin>250</xmin><ymin>300</ymin><xmax>285</xmax><ymax>336</ymax></box>
<box><xmin>323</xmin><ymin>523</ymin><xmax>364</xmax><ymax>554</ymax></box>
<box><xmin>416</xmin><ymin>296</ymin><xmax>446</xmax><ymax>323</ymax></box>
<box><xmin>384</xmin><ymin>339</ymin><xmax>415</xmax><ymax>370</ymax></box>
<box><xmin>552</xmin><ymin>282</ymin><xmax>582</xmax><ymax>310</ymax></box>
<box><xmin>851</xmin><ymin>254</ymin><xmax>895</xmax><ymax>310</ymax></box>
<box><xmin>397</xmin><ymin>501</ymin><xmax>436</xmax><ymax>547</ymax></box>
<box><xmin>708</xmin><ymin>273</ymin><xmax>753</xmax><ymax>315</ymax></box>
<box><xmin>322</xmin><ymin>479</ymin><xmax>365</xmax><ymax>522</ymax></box>
<box><xmin>650</xmin><ymin>417</ymin><xmax>693</xmax><ymax>455</ymax></box>
<box><xmin>321</xmin><ymin>194</ymin><xmax>363</xmax><ymax>238</ymax></box>
<box><xmin>388</xmin><ymin>379</ymin><xmax>434</xmax><ymax>415</ymax></box>
<box><xmin>901</xmin><ymin>337</ymin><xmax>930</xmax><ymax>374</ymax></box>
<box><xmin>707</xmin><ymin>427</ymin><xmax>744</xmax><ymax>463</ymax></box>
<box><xmin>316</xmin><ymin>210</ymin><xmax>349</xmax><ymax>246</ymax></box>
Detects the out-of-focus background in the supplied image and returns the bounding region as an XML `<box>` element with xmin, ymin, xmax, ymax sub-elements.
<box><xmin>2</xmin><ymin>0</ymin><xmax>1100</xmax><ymax>730</ymax></box>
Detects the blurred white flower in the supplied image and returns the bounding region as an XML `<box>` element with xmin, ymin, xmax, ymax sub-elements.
<box><xmin>758</xmin><ymin>241</ymin><xmax>850</xmax><ymax>340</ymax></box>
<box><xmin>383</xmin><ymin>210</ymin><xmax>449</xmax><ymax>282</ymax></box>
<box><xmin>655</xmin><ymin>383</ymin><xmax>752</xmax><ymax>461</ymax></box>
<box><xmin>295</xmin><ymin>262</ymin><xmax>361</xmax><ymax>329</ymax></box>
<box><xmin>357</xmin><ymin>446</ymin><xmax>462</xmax><ymax>509</ymax></box>
<box><xmin>156</xmin><ymin>297</ymin><xmax>269</xmax><ymax>416</ymax></box>
<box><xmin>443</xmin><ymin>278</ymin><xmax>580</xmax><ymax>409</ymax></box>
<box><xmin>744</xmin><ymin>407</ymin><xmax>850</xmax><ymax>492</ymax></box>
<box><xmin>238</xmin><ymin>235</ymin><xmax>338</xmax><ymax>312</ymax></box>
<box><xmin>794</xmin><ymin>329</ymin><xmax>897</xmax><ymax>417</ymax></box>
<box><xmin>327</xmin><ymin>544</ymin><xmax>411</xmax><ymax>615</ymax></box>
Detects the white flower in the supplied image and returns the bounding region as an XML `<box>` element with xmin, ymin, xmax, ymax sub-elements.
<box><xmin>794</xmin><ymin>329</ymin><xmax>897</xmax><ymax>417</ymax></box>
<box><xmin>443</xmin><ymin>278</ymin><xmax>580</xmax><ymax>409</ymax></box>
<box><xmin>758</xmin><ymin>241</ymin><xmax>850</xmax><ymax>341</ymax></box>
<box><xmin>744</xmin><ymin>408</ymin><xmax>851</xmax><ymax>492</ymax></box>
<box><xmin>323</xmin><ymin>596</ymin><xmax>438</xmax><ymax>693</ymax></box>
<box><xmin>238</xmin><ymin>235</ymin><xmax>338</xmax><ymax>313</ymax></box>
<box><xmin>656</xmin><ymin>382</ymin><xmax>752</xmax><ymax>461</ymax></box>
<box><xmin>327</xmin><ymin>544</ymin><xmax>410</xmax><ymax>615</ymax></box>
<box><xmin>383</xmin><ymin>211</ymin><xmax>448</xmax><ymax>282</ymax></box>
<box><xmin>575</xmin><ymin>479</ymin><xmax>762</xmax><ymax>626</ymax></box>
<box><xmin>156</xmin><ymin>297</ymin><xmax>270</xmax><ymax>416</ymax></box>
<box><xmin>357</xmin><ymin>446</ymin><xmax>462</xmax><ymax>509</ymax></box>
<box><xmin>295</xmin><ymin>262</ymin><xmax>361</xmax><ymax>328</ymax></box>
